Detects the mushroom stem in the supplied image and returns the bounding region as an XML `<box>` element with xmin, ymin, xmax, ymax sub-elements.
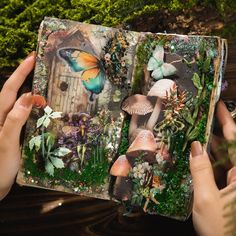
<box><xmin>128</xmin><ymin>114</ymin><xmax>139</xmax><ymax>139</ymax></box>
<box><xmin>146</xmin><ymin>98</ymin><xmax>162</xmax><ymax>131</ymax></box>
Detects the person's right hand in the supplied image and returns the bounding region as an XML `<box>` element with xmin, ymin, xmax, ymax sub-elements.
<box><xmin>190</xmin><ymin>100</ymin><xmax>236</xmax><ymax>236</ymax></box>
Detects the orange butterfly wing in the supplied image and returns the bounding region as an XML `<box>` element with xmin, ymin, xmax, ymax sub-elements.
<box><xmin>73</xmin><ymin>51</ymin><xmax>98</xmax><ymax>69</ymax></box>
<box><xmin>81</xmin><ymin>67</ymin><xmax>100</xmax><ymax>81</ymax></box>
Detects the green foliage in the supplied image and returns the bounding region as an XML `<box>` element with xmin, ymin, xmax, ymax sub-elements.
<box><xmin>79</xmin><ymin>145</ymin><xmax>110</xmax><ymax>186</ymax></box>
<box><xmin>28</xmin><ymin>106</ymin><xmax>68</xmax><ymax>176</ymax></box>
<box><xmin>117</xmin><ymin>117</ymin><xmax>130</xmax><ymax>155</ymax></box>
<box><xmin>1</xmin><ymin>0</ymin><xmax>235</xmax><ymax>72</ymax></box>
<box><xmin>25</xmin><ymin>142</ymin><xmax>109</xmax><ymax>187</ymax></box>
<box><xmin>150</xmin><ymin>132</ymin><xmax>191</xmax><ymax>217</ymax></box>
<box><xmin>132</xmin><ymin>36</ymin><xmax>160</xmax><ymax>93</ymax></box>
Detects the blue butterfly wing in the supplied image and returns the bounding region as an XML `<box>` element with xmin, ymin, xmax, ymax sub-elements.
<box><xmin>82</xmin><ymin>69</ymin><xmax>106</xmax><ymax>95</ymax></box>
<box><xmin>58</xmin><ymin>48</ymin><xmax>99</xmax><ymax>72</ymax></box>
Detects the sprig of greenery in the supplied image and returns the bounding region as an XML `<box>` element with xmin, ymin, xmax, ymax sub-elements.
<box><xmin>28</xmin><ymin>106</ymin><xmax>70</xmax><ymax>176</ymax></box>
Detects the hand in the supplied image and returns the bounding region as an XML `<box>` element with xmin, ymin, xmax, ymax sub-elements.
<box><xmin>0</xmin><ymin>52</ymin><xmax>35</xmax><ymax>200</ymax></box>
<box><xmin>190</xmin><ymin>100</ymin><xmax>236</xmax><ymax>236</ymax></box>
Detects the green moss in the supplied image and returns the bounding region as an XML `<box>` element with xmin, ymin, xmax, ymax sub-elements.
<box><xmin>117</xmin><ymin>117</ymin><xmax>130</xmax><ymax>155</ymax></box>
<box><xmin>79</xmin><ymin>145</ymin><xmax>110</xmax><ymax>186</ymax></box>
<box><xmin>24</xmin><ymin>144</ymin><xmax>109</xmax><ymax>188</ymax></box>
<box><xmin>132</xmin><ymin>35</ymin><xmax>163</xmax><ymax>93</ymax></box>
<box><xmin>151</xmin><ymin>132</ymin><xmax>191</xmax><ymax>217</ymax></box>
<box><xmin>1</xmin><ymin>0</ymin><xmax>235</xmax><ymax>73</ymax></box>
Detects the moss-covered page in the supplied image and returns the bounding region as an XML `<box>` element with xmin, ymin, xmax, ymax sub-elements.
<box><xmin>17</xmin><ymin>17</ymin><xmax>227</xmax><ymax>221</ymax></box>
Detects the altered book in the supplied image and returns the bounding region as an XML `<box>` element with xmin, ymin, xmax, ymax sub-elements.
<box><xmin>17</xmin><ymin>17</ymin><xmax>227</xmax><ymax>221</ymax></box>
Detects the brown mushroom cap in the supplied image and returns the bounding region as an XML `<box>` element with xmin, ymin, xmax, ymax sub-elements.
<box><xmin>121</xmin><ymin>94</ymin><xmax>154</xmax><ymax>115</ymax></box>
<box><xmin>110</xmin><ymin>155</ymin><xmax>132</xmax><ymax>177</ymax></box>
<box><xmin>147</xmin><ymin>79</ymin><xmax>175</xmax><ymax>98</ymax></box>
<box><xmin>126</xmin><ymin>130</ymin><xmax>157</xmax><ymax>163</ymax></box>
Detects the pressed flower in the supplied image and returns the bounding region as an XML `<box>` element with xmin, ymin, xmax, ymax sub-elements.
<box><xmin>104</xmin><ymin>53</ymin><xmax>111</xmax><ymax>61</ymax></box>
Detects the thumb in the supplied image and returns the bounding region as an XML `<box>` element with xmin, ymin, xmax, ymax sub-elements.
<box><xmin>1</xmin><ymin>92</ymin><xmax>33</xmax><ymax>144</ymax></box>
<box><xmin>190</xmin><ymin>141</ymin><xmax>218</xmax><ymax>199</ymax></box>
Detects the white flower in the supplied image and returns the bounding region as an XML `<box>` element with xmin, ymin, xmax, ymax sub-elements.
<box><xmin>133</xmin><ymin>164</ymin><xmax>145</xmax><ymax>179</ymax></box>
<box><xmin>156</xmin><ymin>153</ymin><xmax>164</xmax><ymax>165</ymax></box>
<box><xmin>142</xmin><ymin>162</ymin><xmax>151</xmax><ymax>171</ymax></box>
<box><xmin>121</xmin><ymin>60</ymin><xmax>126</xmax><ymax>67</ymax></box>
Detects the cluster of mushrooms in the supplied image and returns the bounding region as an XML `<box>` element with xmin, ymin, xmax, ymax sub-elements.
<box><xmin>110</xmin><ymin>79</ymin><xmax>176</xmax><ymax>202</ymax></box>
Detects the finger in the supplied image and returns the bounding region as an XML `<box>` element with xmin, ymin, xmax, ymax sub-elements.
<box><xmin>227</xmin><ymin>166</ymin><xmax>236</xmax><ymax>185</ymax></box>
<box><xmin>0</xmin><ymin>52</ymin><xmax>35</xmax><ymax>127</ymax></box>
<box><xmin>0</xmin><ymin>93</ymin><xmax>33</xmax><ymax>144</ymax></box>
<box><xmin>190</xmin><ymin>141</ymin><xmax>218</xmax><ymax>198</ymax></box>
<box><xmin>210</xmin><ymin>134</ymin><xmax>232</xmax><ymax>170</ymax></box>
<box><xmin>216</xmin><ymin>100</ymin><xmax>236</xmax><ymax>141</ymax></box>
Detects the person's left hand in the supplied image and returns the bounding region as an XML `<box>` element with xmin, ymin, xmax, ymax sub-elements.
<box><xmin>0</xmin><ymin>52</ymin><xmax>35</xmax><ymax>200</ymax></box>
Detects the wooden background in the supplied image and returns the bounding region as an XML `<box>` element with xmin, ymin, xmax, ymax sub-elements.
<box><xmin>0</xmin><ymin>40</ymin><xmax>235</xmax><ymax>236</ymax></box>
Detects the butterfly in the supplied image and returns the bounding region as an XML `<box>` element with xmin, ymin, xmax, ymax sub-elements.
<box><xmin>147</xmin><ymin>45</ymin><xmax>177</xmax><ymax>80</ymax></box>
<box><xmin>58</xmin><ymin>48</ymin><xmax>106</xmax><ymax>102</ymax></box>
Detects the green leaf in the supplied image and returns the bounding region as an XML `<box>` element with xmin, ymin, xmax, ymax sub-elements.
<box><xmin>203</xmin><ymin>56</ymin><xmax>211</xmax><ymax>73</ymax></box>
<box><xmin>50</xmin><ymin>111</ymin><xmax>62</xmax><ymax>119</ymax></box>
<box><xmin>43</xmin><ymin>117</ymin><xmax>51</xmax><ymax>128</ymax></box>
<box><xmin>49</xmin><ymin>156</ymin><xmax>64</xmax><ymax>169</ymax></box>
<box><xmin>192</xmin><ymin>106</ymin><xmax>199</xmax><ymax>120</ymax></box>
<box><xmin>29</xmin><ymin>135</ymin><xmax>42</xmax><ymax>151</ymax></box>
<box><xmin>45</xmin><ymin>160</ymin><xmax>54</xmax><ymax>176</ymax></box>
<box><xmin>53</xmin><ymin>147</ymin><xmax>71</xmax><ymax>157</ymax></box>
<box><xmin>191</xmin><ymin>73</ymin><xmax>202</xmax><ymax>90</ymax></box>
<box><xmin>183</xmin><ymin>113</ymin><xmax>194</xmax><ymax>125</ymax></box>
<box><xmin>36</xmin><ymin>116</ymin><xmax>45</xmax><ymax>128</ymax></box>
<box><xmin>187</xmin><ymin>127</ymin><xmax>200</xmax><ymax>140</ymax></box>
<box><xmin>44</xmin><ymin>106</ymin><xmax>52</xmax><ymax>115</ymax></box>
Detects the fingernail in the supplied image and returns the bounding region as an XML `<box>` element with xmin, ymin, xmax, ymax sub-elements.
<box><xmin>18</xmin><ymin>92</ymin><xmax>33</xmax><ymax>108</ymax></box>
<box><xmin>25</xmin><ymin>51</ymin><xmax>36</xmax><ymax>59</ymax></box>
<box><xmin>191</xmin><ymin>141</ymin><xmax>203</xmax><ymax>157</ymax></box>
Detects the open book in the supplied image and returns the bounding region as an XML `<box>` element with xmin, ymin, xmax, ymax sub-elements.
<box><xmin>17</xmin><ymin>17</ymin><xmax>227</xmax><ymax>221</ymax></box>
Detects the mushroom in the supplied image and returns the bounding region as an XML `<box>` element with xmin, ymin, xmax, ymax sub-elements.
<box><xmin>121</xmin><ymin>94</ymin><xmax>154</xmax><ymax>139</ymax></box>
<box><xmin>126</xmin><ymin>130</ymin><xmax>158</xmax><ymax>164</ymax></box>
<box><xmin>146</xmin><ymin>79</ymin><xmax>176</xmax><ymax>131</ymax></box>
<box><xmin>110</xmin><ymin>155</ymin><xmax>132</xmax><ymax>177</ymax></box>
<box><xmin>110</xmin><ymin>155</ymin><xmax>132</xmax><ymax>201</ymax></box>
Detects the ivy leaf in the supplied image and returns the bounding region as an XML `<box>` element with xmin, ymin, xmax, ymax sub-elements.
<box><xmin>45</xmin><ymin>160</ymin><xmax>54</xmax><ymax>176</ymax></box>
<box><xmin>43</xmin><ymin>117</ymin><xmax>51</xmax><ymax>128</ymax></box>
<box><xmin>50</xmin><ymin>111</ymin><xmax>62</xmax><ymax>119</ymax></box>
<box><xmin>49</xmin><ymin>156</ymin><xmax>64</xmax><ymax>169</ymax></box>
<box><xmin>29</xmin><ymin>135</ymin><xmax>42</xmax><ymax>151</ymax></box>
<box><xmin>36</xmin><ymin>116</ymin><xmax>45</xmax><ymax>128</ymax></box>
<box><xmin>53</xmin><ymin>147</ymin><xmax>71</xmax><ymax>157</ymax></box>
<box><xmin>44</xmin><ymin>106</ymin><xmax>53</xmax><ymax>115</ymax></box>
<box><xmin>191</xmin><ymin>73</ymin><xmax>202</xmax><ymax>90</ymax></box>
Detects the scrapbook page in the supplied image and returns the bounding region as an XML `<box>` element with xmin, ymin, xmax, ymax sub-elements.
<box><xmin>17</xmin><ymin>17</ymin><xmax>227</xmax><ymax>220</ymax></box>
